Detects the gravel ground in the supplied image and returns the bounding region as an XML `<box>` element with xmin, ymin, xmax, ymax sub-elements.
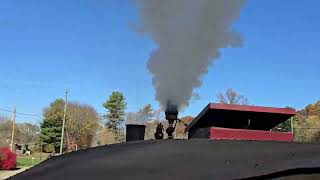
<box><xmin>9</xmin><ymin>140</ymin><xmax>320</xmax><ymax>180</ymax></box>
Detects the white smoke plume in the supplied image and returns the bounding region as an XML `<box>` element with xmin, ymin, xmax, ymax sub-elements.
<box><xmin>126</xmin><ymin>112</ymin><xmax>147</xmax><ymax>125</ymax></box>
<box><xmin>135</xmin><ymin>0</ymin><xmax>245</xmax><ymax>110</ymax></box>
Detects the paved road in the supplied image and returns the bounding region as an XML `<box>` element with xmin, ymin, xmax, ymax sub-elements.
<box><xmin>0</xmin><ymin>167</ymin><xmax>29</xmax><ymax>180</ymax></box>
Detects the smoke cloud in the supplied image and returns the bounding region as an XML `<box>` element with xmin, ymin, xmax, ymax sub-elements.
<box><xmin>126</xmin><ymin>112</ymin><xmax>147</xmax><ymax>125</ymax></box>
<box><xmin>135</xmin><ymin>0</ymin><xmax>245</xmax><ymax>110</ymax></box>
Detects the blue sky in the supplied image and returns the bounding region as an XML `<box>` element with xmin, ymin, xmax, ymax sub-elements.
<box><xmin>0</xmin><ymin>0</ymin><xmax>319</xmax><ymax>123</ymax></box>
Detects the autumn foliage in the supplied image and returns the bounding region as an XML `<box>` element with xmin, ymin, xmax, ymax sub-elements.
<box><xmin>304</xmin><ymin>101</ymin><xmax>320</xmax><ymax>116</ymax></box>
<box><xmin>0</xmin><ymin>148</ymin><xmax>17</xmax><ymax>170</ymax></box>
<box><xmin>294</xmin><ymin>100</ymin><xmax>320</xmax><ymax>143</ymax></box>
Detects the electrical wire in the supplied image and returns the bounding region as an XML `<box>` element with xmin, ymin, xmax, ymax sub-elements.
<box><xmin>0</xmin><ymin>108</ymin><xmax>12</xmax><ymax>113</ymax></box>
<box><xmin>294</xmin><ymin>127</ymin><xmax>320</xmax><ymax>129</ymax></box>
<box><xmin>16</xmin><ymin>112</ymin><xmax>42</xmax><ymax>117</ymax></box>
<box><xmin>0</xmin><ymin>107</ymin><xmax>43</xmax><ymax>117</ymax></box>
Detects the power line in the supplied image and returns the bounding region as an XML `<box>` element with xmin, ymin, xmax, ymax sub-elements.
<box><xmin>0</xmin><ymin>108</ymin><xmax>12</xmax><ymax>113</ymax></box>
<box><xmin>0</xmin><ymin>108</ymin><xmax>42</xmax><ymax>117</ymax></box>
<box><xmin>16</xmin><ymin>112</ymin><xmax>42</xmax><ymax>117</ymax></box>
<box><xmin>295</xmin><ymin>127</ymin><xmax>320</xmax><ymax>129</ymax></box>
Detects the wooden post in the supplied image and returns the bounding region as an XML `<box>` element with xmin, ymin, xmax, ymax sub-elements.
<box><xmin>10</xmin><ymin>106</ymin><xmax>16</xmax><ymax>151</ymax></box>
<box><xmin>60</xmin><ymin>90</ymin><xmax>68</xmax><ymax>155</ymax></box>
<box><xmin>40</xmin><ymin>137</ymin><xmax>42</xmax><ymax>160</ymax></box>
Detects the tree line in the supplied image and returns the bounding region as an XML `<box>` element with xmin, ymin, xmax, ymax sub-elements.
<box><xmin>1</xmin><ymin>88</ymin><xmax>247</xmax><ymax>152</ymax></box>
<box><xmin>0</xmin><ymin>117</ymin><xmax>39</xmax><ymax>148</ymax></box>
<box><xmin>2</xmin><ymin>88</ymin><xmax>319</xmax><ymax>153</ymax></box>
<box><xmin>40</xmin><ymin>92</ymin><xmax>124</xmax><ymax>153</ymax></box>
<box><xmin>40</xmin><ymin>99</ymin><xmax>101</xmax><ymax>153</ymax></box>
<box><xmin>292</xmin><ymin>101</ymin><xmax>320</xmax><ymax>142</ymax></box>
<box><xmin>40</xmin><ymin>91</ymin><xmax>157</xmax><ymax>153</ymax></box>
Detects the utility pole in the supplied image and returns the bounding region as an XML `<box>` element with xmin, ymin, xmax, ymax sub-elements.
<box><xmin>60</xmin><ymin>90</ymin><xmax>68</xmax><ymax>155</ymax></box>
<box><xmin>10</xmin><ymin>106</ymin><xmax>16</xmax><ymax>151</ymax></box>
<box><xmin>291</xmin><ymin>117</ymin><xmax>294</xmax><ymax>134</ymax></box>
<box><xmin>40</xmin><ymin>137</ymin><xmax>43</xmax><ymax>160</ymax></box>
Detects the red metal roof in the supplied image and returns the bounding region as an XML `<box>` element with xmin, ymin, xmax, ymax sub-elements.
<box><xmin>209</xmin><ymin>103</ymin><xmax>296</xmax><ymax>115</ymax></box>
<box><xmin>186</xmin><ymin>103</ymin><xmax>296</xmax><ymax>133</ymax></box>
<box><xmin>210</xmin><ymin>127</ymin><xmax>293</xmax><ymax>142</ymax></box>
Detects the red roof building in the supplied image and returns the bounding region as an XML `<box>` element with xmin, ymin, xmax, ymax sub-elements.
<box><xmin>186</xmin><ymin>103</ymin><xmax>296</xmax><ymax>142</ymax></box>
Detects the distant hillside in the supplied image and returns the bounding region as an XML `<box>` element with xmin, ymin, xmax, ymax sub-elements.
<box><xmin>293</xmin><ymin>100</ymin><xmax>320</xmax><ymax>143</ymax></box>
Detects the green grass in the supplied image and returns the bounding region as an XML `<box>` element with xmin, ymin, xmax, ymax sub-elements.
<box><xmin>16</xmin><ymin>156</ymin><xmax>43</xmax><ymax>168</ymax></box>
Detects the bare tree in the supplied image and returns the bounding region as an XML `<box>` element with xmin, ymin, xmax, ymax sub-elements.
<box><xmin>138</xmin><ymin>104</ymin><xmax>154</xmax><ymax>121</ymax></box>
<box><xmin>216</xmin><ymin>88</ymin><xmax>249</xmax><ymax>105</ymax></box>
<box><xmin>126</xmin><ymin>104</ymin><xmax>155</xmax><ymax>125</ymax></box>
<box><xmin>65</xmin><ymin>102</ymin><xmax>99</xmax><ymax>151</ymax></box>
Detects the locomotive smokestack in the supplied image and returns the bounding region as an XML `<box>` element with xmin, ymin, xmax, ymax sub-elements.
<box><xmin>165</xmin><ymin>101</ymin><xmax>178</xmax><ymax>139</ymax></box>
<box><xmin>165</xmin><ymin>102</ymin><xmax>178</xmax><ymax>121</ymax></box>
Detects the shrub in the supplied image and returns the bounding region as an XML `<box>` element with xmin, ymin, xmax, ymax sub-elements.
<box><xmin>44</xmin><ymin>144</ymin><xmax>55</xmax><ymax>153</ymax></box>
<box><xmin>0</xmin><ymin>148</ymin><xmax>17</xmax><ymax>170</ymax></box>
